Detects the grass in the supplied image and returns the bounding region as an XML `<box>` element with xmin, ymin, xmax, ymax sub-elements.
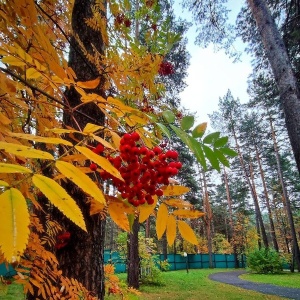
<box><xmin>240</xmin><ymin>271</ymin><xmax>300</xmax><ymax>289</ymax></box>
<box><xmin>105</xmin><ymin>269</ymin><xmax>288</xmax><ymax>300</ymax></box>
<box><xmin>0</xmin><ymin>282</ymin><xmax>24</xmax><ymax>300</ymax></box>
<box><xmin>1</xmin><ymin>269</ymin><xmax>297</xmax><ymax>300</ymax></box>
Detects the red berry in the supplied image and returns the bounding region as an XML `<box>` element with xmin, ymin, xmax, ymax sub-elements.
<box><xmin>153</xmin><ymin>146</ymin><xmax>162</xmax><ymax>155</ymax></box>
<box><xmin>131</xmin><ymin>132</ymin><xmax>140</xmax><ymax>141</ymax></box>
<box><xmin>94</xmin><ymin>144</ymin><xmax>104</xmax><ymax>154</ymax></box>
<box><xmin>89</xmin><ymin>163</ymin><xmax>97</xmax><ymax>171</ymax></box>
<box><xmin>151</xmin><ymin>23</ymin><xmax>157</xmax><ymax>31</ymax></box>
<box><xmin>146</xmin><ymin>196</ymin><xmax>154</xmax><ymax>205</ymax></box>
<box><xmin>139</xmin><ymin>146</ymin><xmax>148</xmax><ymax>155</ymax></box>
<box><xmin>124</xmin><ymin>18</ymin><xmax>131</xmax><ymax>27</ymax></box>
<box><xmin>155</xmin><ymin>189</ymin><xmax>164</xmax><ymax>197</ymax></box>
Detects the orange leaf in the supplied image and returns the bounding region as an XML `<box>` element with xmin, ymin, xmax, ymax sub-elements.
<box><xmin>156</xmin><ymin>203</ymin><xmax>168</xmax><ymax>239</ymax></box>
<box><xmin>77</xmin><ymin>77</ymin><xmax>100</xmax><ymax>89</ymax></box>
<box><xmin>161</xmin><ymin>185</ymin><xmax>190</xmax><ymax>196</ymax></box>
<box><xmin>173</xmin><ymin>209</ymin><xmax>205</xmax><ymax>219</ymax></box>
<box><xmin>177</xmin><ymin>220</ymin><xmax>198</xmax><ymax>245</ymax></box>
<box><xmin>108</xmin><ymin>197</ymin><xmax>134</xmax><ymax>231</ymax></box>
<box><xmin>138</xmin><ymin>196</ymin><xmax>157</xmax><ymax>223</ymax></box>
<box><xmin>166</xmin><ymin>215</ymin><xmax>177</xmax><ymax>246</ymax></box>
<box><xmin>164</xmin><ymin>199</ymin><xmax>193</xmax><ymax>208</ymax></box>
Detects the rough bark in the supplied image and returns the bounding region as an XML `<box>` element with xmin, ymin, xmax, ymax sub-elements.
<box><xmin>231</xmin><ymin>126</ymin><xmax>269</xmax><ymax>248</ymax></box>
<box><xmin>127</xmin><ymin>218</ymin><xmax>140</xmax><ymax>289</ymax></box>
<box><xmin>268</xmin><ymin>113</ymin><xmax>300</xmax><ymax>270</ymax></box>
<box><xmin>223</xmin><ymin>168</ymin><xmax>239</xmax><ymax>268</ymax></box>
<box><xmin>56</xmin><ymin>0</ymin><xmax>106</xmax><ymax>298</ymax></box>
<box><xmin>202</xmin><ymin>171</ymin><xmax>214</xmax><ymax>268</ymax></box>
<box><xmin>247</xmin><ymin>0</ymin><xmax>300</xmax><ymax>175</ymax></box>
<box><xmin>254</xmin><ymin>144</ymin><xmax>279</xmax><ymax>251</ymax></box>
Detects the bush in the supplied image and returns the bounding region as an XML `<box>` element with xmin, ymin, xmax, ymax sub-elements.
<box><xmin>247</xmin><ymin>248</ymin><xmax>284</xmax><ymax>274</ymax></box>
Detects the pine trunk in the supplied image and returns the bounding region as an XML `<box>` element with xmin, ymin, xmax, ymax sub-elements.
<box><xmin>254</xmin><ymin>144</ymin><xmax>279</xmax><ymax>251</ymax></box>
<box><xmin>269</xmin><ymin>113</ymin><xmax>300</xmax><ymax>270</ymax></box>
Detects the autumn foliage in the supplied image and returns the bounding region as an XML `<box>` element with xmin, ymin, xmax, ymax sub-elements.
<box><xmin>0</xmin><ymin>0</ymin><xmax>236</xmax><ymax>298</ymax></box>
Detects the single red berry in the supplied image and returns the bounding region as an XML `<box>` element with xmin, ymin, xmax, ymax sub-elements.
<box><xmin>146</xmin><ymin>196</ymin><xmax>154</xmax><ymax>205</ymax></box>
<box><xmin>151</xmin><ymin>23</ymin><xmax>157</xmax><ymax>31</ymax></box>
<box><xmin>155</xmin><ymin>189</ymin><xmax>164</xmax><ymax>197</ymax></box>
<box><xmin>89</xmin><ymin>163</ymin><xmax>97</xmax><ymax>171</ymax></box>
<box><xmin>124</xmin><ymin>18</ymin><xmax>131</xmax><ymax>28</ymax></box>
<box><xmin>175</xmin><ymin>161</ymin><xmax>183</xmax><ymax>169</ymax></box>
<box><xmin>131</xmin><ymin>131</ymin><xmax>140</xmax><ymax>141</ymax></box>
<box><xmin>94</xmin><ymin>144</ymin><xmax>105</xmax><ymax>154</ymax></box>
<box><xmin>153</xmin><ymin>146</ymin><xmax>162</xmax><ymax>155</ymax></box>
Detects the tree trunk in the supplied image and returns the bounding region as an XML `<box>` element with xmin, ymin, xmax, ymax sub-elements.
<box><xmin>223</xmin><ymin>168</ymin><xmax>239</xmax><ymax>268</ymax></box>
<box><xmin>254</xmin><ymin>144</ymin><xmax>279</xmax><ymax>251</ymax></box>
<box><xmin>56</xmin><ymin>1</ymin><xmax>106</xmax><ymax>298</ymax></box>
<box><xmin>268</xmin><ymin>113</ymin><xmax>300</xmax><ymax>270</ymax></box>
<box><xmin>247</xmin><ymin>0</ymin><xmax>300</xmax><ymax>174</ymax></box>
<box><xmin>231</xmin><ymin>126</ymin><xmax>269</xmax><ymax>248</ymax></box>
<box><xmin>127</xmin><ymin>218</ymin><xmax>140</xmax><ymax>289</ymax></box>
<box><xmin>202</xmin><ymin>170</ymin><xmax>214</xmax><ymax>268</ymax></box>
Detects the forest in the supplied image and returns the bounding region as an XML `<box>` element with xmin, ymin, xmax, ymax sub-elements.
<box><xmin>0</xmin><ymin>0</ymin><xmax>299</xmax><ymax>299</ymax></box>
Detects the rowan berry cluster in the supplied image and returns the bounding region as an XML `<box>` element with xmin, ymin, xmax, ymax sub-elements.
<box><xmin>114</xmin><ymin>13</ymin><xmax>131</xmax><ymax>28</ymax></box>
<box><xmin>158</xmin><ymin>61</ymin><xmax>174</xmax><ymax>76</ymax></box>
<box><xmin>90</xmin><ymin>132</ymin><xmax>182</xmax><ymax>207</ymax></box>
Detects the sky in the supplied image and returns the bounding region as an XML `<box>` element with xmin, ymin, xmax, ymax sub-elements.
<box><xmin>174</xmin><ymin>1</ymin><xmax>253</xmax><ymax>124</ymax></box>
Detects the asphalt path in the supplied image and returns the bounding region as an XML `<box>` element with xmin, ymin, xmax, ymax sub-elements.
<box><xmin>209</xmin><ymin>270</ymin><xmax>300</xmax><ymax>299</ymax></box>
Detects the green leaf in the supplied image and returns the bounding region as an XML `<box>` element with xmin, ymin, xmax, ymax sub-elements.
<box><xmin>180</xmin><ymin>116</ymin><xmax>194</xmax><ymax>131</ymax></box>
<box><xmin>219</xmin><ymin>147</ymin><xmax>238</xmax><ymax>157</ymax></box>
<box><xmin>214</xmin><ymin>136</ymin><xmax>229</xmax><ymax>148</ymax></box>
<box><xmin>203</xmin><ymin>132</ymin><xmax>220</xmax><ymax>144</ymax></box>
<box><xmin>203</xmin><ymin>145</ymin><xmax>220</xmax><ymax>171</ymax></box>
<box><xmin>189</xmin><ymin>138</ymin><xmax>207</xmax><ymax>170</ymax></box>
<box><xmin>162</xmin><ymin>110</ymin><xmax>175</xmax><ymax>123</ymax></box>
<box><xmin>156</xmin><ymin>122</ymin><xmax>171</xmax><ymax>139</ymax></box>
<box><xmin>215</xmin><ymin>149</ymin><xmax>230</xmax><ymax>167</ymax></box>
<box><xmin>192</xmin><ymin>122</ymin><xmax>207</xmax><ymax>138</ymax></box>
<box><xmin>170</xmin><ymin>125</ymin><xmax>206</xmax><ymax>169</ymax></box>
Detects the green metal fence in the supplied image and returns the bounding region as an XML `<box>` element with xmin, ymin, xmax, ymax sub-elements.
<box><xmin>103</xmin><ymin>251</ymin><xmax>246</xmax><ymax>273</ymax></box>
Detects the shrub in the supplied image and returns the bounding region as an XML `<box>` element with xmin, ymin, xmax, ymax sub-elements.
<box><xmin>247</xmin><ymin>248</ymin><xmax>284</xmax><ymax>274</ymax></box>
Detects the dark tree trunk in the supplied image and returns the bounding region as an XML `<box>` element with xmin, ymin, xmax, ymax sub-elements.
<box><xmin>55</xmin><ymin>0</ymin><xmax>106</xmax><ymax>298</ymax></box>
<box><xmin>268</xmin><ymin>113</ymin><xmax>300</xmax><ymax>270</ymax></box>
<box><xmin>254</xmin><ymin>144</ymin><xmax>279</xmax><ymax>251</ymax></box>
<box><xmin>247</xmin><ymin>0</ymin><xmax>300</xmax><ymax>175</ymax></box>
<box><xmin>223</xmin><ymin>168</ymin><xmax>239</xmax><ymax>268</ymax></box>
<box><xmin>127</xmin><ymin>218</ymin><xmax>140</xmax><ymax>289</ymax></box>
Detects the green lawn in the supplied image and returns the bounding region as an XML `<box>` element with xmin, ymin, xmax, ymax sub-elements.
<box><xmin>105</xmin><ymin>269</ymin><xmax>288</xmax><ymax>300</ymax></box>
<box><xmin>1</xmin><ymin>269</ymin><xmax>297</xmax><ymax>300</ymax></box>
<box><xmin>240</xmin><ymin>271</ymin><xmax>300</xmax><ymax>289</ymax></box>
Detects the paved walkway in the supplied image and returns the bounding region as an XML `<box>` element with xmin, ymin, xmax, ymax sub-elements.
<box><xmin>209</xmin><ymin>270</ymin><xmax>300</xmax><ymax>299</ymax></box>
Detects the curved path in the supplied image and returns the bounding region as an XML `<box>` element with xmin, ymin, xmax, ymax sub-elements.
<box><xmin>209</xmin><ymin>270</ymin><xmax>300</xmax><ymax>299</ymax></box>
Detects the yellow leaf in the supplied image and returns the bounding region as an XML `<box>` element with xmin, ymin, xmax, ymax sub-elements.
<box><xmin>138</xmin><ymin>196</ymin><xmax>157</xmax><ymax>223</ymax></box>
<box><xmin>166</xmin><ymin>215</ymin><xmax>177</xmax><ymax>246</ymax></box>
<box><xmin>26</xmin><ymin>68</ymin><xmax>42</xmax><ymax>79</ymax></box>
<box><xmin>55</xmin><ymin>161</ymin><xmax>106</xmax><ymax>204</ymax></box>
<box><xmin>82</xmin><ymin>123</ymin><xmax>104</xmax><ymax>134</ymax></box>
<box><xmin>161</xmin><ymin>185</ymin><xmax>190</xmax><ymax>196</ymax></box>
<box><xmin>91</xmin><ymin>134</ymin><xmax>115</xmax><ymax>150</ymax></box>
<box><xmin>45</xmin><ymin>128</ymin><xmax>80</xmax><ymax>134</ymax></box>
<box><xmin>32</xmin><ymin>174</ymin><xmax>86</xmax><ymax>231</ymax></box>
<box><xmin>156</xmin><ymin>203</ymin><xmax>168</xmax><ymax>239</ymax></box>
<box><xmin>0</xmin><ymin>180</ymin><xmax>9</xmax><ymax>187</ymax></box>
<box><xmin>0</xmin><ymin>163</ymin><xmax>32</xmax><ymax>173</ymax></box>
<box><xmin>1</xmin><ymin>56</ymin><xmax>26</xmax><ymax>66</ymax></box>
<box><xmin>173</xmin><ymin>209</ymin><xmax>205</xmax><ymax>219</ymax></box>
<box><xmin>75</xmin><ymin>146</ymin><xmax>123</xmax><ymax>181</ymax></box>
<box><xmin>108</xmin><ymin>198</ymin><xmax>131</xmax><ymax>231</ymax></box>
<box><xmin>177</xmin><ymin>220</ymin><xmax>198</xmax><ymax>245</ymax></box>
<box><xmin>0</xmin><ymin>141</ymin><xmax>54</xmax><ymax>160</ymax></box>
<box><xmin>0</xmin><ymin>112</ymin><xmax>11</xmax><ymax>125</ymax></box>
<box><xmin>5</xmin><ymin>132</ymin><xmax>73</xmax><ymax>146</ymax></box>
<box><xmin>164</xmin><ymin>199</ymin><xmax>193</xmax><ymax>208</ymax></box>
<box><xmin>0</xmin><ymin>188</ymin><xmax>30</xmax><ymax>262</ymax></box>
<box><xmin>76</xmin><ymin>77</ymin><xmax>100</xmax><ymax>89</ymax></box>
<box><xmin>192</xmin><ymin>122</ymin><xmax>207</xmax><ymax>137</ymax></box>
